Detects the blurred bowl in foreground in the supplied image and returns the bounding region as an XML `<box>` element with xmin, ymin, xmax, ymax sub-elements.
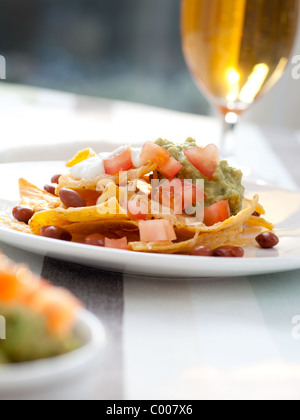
<box><xmin>0</xmin><ymin>309</ymin><xmax>106</xmax><ymax>400</ymax></box>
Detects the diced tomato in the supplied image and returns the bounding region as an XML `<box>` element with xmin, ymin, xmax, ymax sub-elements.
<box><xmin>204</xmin><ymin>200</ymin><xmax>231</xmax><ymax>226</ymax></box>
<box><xmin>184</xmin><ymin>144</ymin><xmax>219</xmax><ymax>179</ymax></box>
<box><xmin>0</xmin><ymin>268</ymin><xmax>40</xmax><ymax>304</ymax></box>
<box><xmin>155</xmin><ymin>178</ymin><xmax>183</xmax><ymax>213</ymax></box>
<box><xmin>127</xmin><ymin>196</ymin><xmax>149</xmax><ymax>220</ymax></box>
<box><xmin>139</xmin><ymin>220</ymin><xmax>177</xmax><ymax>242</ymax></box>
<box><xmin>158</xmin><ymin>157</ymin><xmax>183</xmax><ymax>178</ymax></box>
<box><xmin>155</xmin><ymin>179</ymin><xmax>205</xmax><ymax>214</ymax></box>
<box><xmin>140</xmin><ymin>142</ymin><xmax>170</xmax><ymax>166</ymax></box>
<box><xmin>181</xmin><ymin>179</ymin><xmax>206</xmax><ymax>208</ymax></box>
<box><xmin>0</xmin><ymin>254</ymin><xmax>82</xmax><ymax>336</ymax></box>
<box><xmin>29</xmin><ymin>285</ymin><xmax>81</xmax><ymax>335</ymax></box>
<box><xmin>105</xmin><ymin>237</ymin><xmax>128</xmax><ymax>250</ymax></box>
<box><xmin>104</xmin><ymin>148</ymin><xmax>133</xmax><ymax>175</ymax></box>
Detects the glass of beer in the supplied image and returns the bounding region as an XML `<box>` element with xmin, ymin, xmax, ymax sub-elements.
<box><xmin>181</xmin><ymin>0</ymin><xmax>299</xmax><ymax>159</ymax></box>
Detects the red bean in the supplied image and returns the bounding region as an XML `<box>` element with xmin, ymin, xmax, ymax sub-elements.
<box><xmin>41</xmin><ymin>226</ymin><xmax>72</xmax><ymax>241</ymax></box>
<box><xmin>192</xmin><ymin>246</ymin><xmax>213</xmax><ymax>257</ymax></box>
<box><xmin>213</xmin><ymin>246</ymin><xmax>244</xmax><ymax>258</ymax></box>
<box><xmin>256</xmin><ymin>232</ymin><xmax>279</xmax><ymax>249</ymax></box>
<box><xmin>84</xmin><ymin>234</ymin><xmax>105</xmax><ymax>247</ymax></box>
<box><xmin>51</xmin><ymin>174</ymin><xmax>62</xmax><ymax>184</ymax></box>
<box><xmin>59</xmin><ymin>188</ymin><xmax>86</xmax><ymax>208</ymax></box>
<box><xmin>12</xmin><ymin>206</ymin><xmax>34</xmax><ymax>224</ymax></box>
<box><xmin>252</xmin><ymin>211</ymin><xmax>261</xmax><ymax>217</ymax></box>
<box><xmin>44</xmin><ymin>184</ymin><xmax>56</xmax><ymax>196</ymax></box>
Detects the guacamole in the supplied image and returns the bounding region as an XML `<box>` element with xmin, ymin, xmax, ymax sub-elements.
<box><xmin>0</xmin><ymin>305</ymin><xmax>80</xmax><ymax>364</ymax></box>
<box><xmin>155</xmin><ymin>138</ymin><xmax>245</xmax><ymax>215</ymax></box>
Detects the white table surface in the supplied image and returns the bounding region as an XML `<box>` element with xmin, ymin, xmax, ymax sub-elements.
<box><xmin>0</xmin><ymin>83</ymin><xmax>300</xmax><ymax>400</ymax></box>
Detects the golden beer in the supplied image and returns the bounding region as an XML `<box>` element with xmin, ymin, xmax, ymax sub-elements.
<box><xmin>181</xmin><ymin>0</ymin><xmax>299</xmax><ymax>115</ymax></box>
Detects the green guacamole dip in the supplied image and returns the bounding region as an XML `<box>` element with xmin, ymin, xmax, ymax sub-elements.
<box><xmin>155</xmin><ymin>138</ymin><xmax>245</xmax><ymax>215</ymax></box>
<box><xmin>0</xmin><ymin>305</ymin><xmax>80</xmax><ymax>364</ymax></box>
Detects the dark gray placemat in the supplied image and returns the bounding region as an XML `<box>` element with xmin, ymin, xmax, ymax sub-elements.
<box><xmin>42</xmin><ymin>257</ymin><xmax>124</xmax><ymax>400</ymax></box>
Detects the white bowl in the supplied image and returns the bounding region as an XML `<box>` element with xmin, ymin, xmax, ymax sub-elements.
<box><xmin>0</xmin><ymin>309</ymin><xmax>106</xmax><ymax>400</ymax></box>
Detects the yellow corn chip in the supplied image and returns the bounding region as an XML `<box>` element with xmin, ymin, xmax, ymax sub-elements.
<box><xmin>19</xmin><ymin>179</ymin><xmax>60</xmax><ymax>211</ymax></box>
<box><xmin>0</xmin><ymin>217</ymin><xmax>32</xmax><ymax>234</ymax></box>
<box><xmin>129</xmin><ymin>226</ymin><xmax>243</xmax><ymax>254</ymax></box>
<box><xmin>128</xmin><ymin>196</ymin><xmax>260</xmax><ymax>254</ymax></box>
<box><xmin>56</xmin><ymin>163</ymin><xmax>157</xmax><ymax>192</ymax></box>
<box><xmin>29</xmin><ymin>197</ymin><xmax>129</xmax><ymax>235</ymax></box>
<box><xmin>255</xmin><ymin>203</ymin><xmax>266</xmax><ymax>216</ymax></box>
<box><xmin>245</xmin><ymin>216</ymin><xmax>274</xmax><ymax>230</ymax></box>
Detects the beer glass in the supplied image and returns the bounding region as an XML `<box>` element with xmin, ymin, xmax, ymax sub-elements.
<box><xmin>181</xmin><ymin>0</ymin><xmax>299</xmax><ymax>159</ymax></box>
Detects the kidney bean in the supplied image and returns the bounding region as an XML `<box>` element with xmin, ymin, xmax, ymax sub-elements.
<box><xmin>12</xmin><ymin>206</ymin><xmax>34</xmax><ymax>224</ymax></box>
<box><xmin>256</xmin><ymin>232</ymin><xmax>279</xmax><ymax>249</ymax></box>
<box><xmin>252</xmin><ymin>211</ymin><xmax>261</xmax><ymax>217</ymax></box>
<box><xmin>51</xmin><ymin>174</ymin><xmax>62</xmax><ymax>184</ymax></box>
<box><xmin>84</xmin><ymin>234</ymin><xmax>105</xmax><ymax>247</ymax></box>
<box><xmin>192</xmin><ymin>246</ymin><xmax>213</xmax><ymax>257</ymax></box>
<box><xmin>59</xmin><ymin>188</ymin><xmax>86</xmax><ymax>208</ymax></box>
<box><xmin>213</xmin><ymin>246</ymin><xmax>244</xmax><ymax>258</ymax></box>
<box><xmin>40</xmin><ymin>226</ymin><xmax>72</xmax><ymax>241</ymax></box>
<box><xmin>44</xmin><ymin>184</ymin><xmax>56</xmax><ymax>196</ymax></box>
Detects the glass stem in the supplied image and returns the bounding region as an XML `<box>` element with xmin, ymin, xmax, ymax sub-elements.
<box><xmin>220</xmin><ymin>114</ymin><xmax>239</xmax><ymax>160</ymax></box>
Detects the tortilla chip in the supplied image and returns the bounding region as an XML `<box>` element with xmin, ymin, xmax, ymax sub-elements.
<box><xmin>151</xmin><ymin>196</ymin><xmax>259</xmax><ymax>234</ymax></box>
<box><xmin>0</xmin><ymin>217</ymin><xmax>32</xmax><ymax>234</ymax></box>
<box><xmin>129</xmin><ymin>226</ymin><xmax>244</xmax><ymax>254</ymax></box>
<box><xmin>255</xmin><ymin>203</ymin><xmax>266</xmax><ymax>216</ymax></box>
<box><xmin>19</xmin><ymin>179</ymin><xmax>60</xmax><ymax>211</ymax></box>
<box><xmin>245</xmin><ymin>216</ymin><xmax>274</xmax><ymax>230</ymax></box>
<box><xmin>128</xmin><ymin>196</ymin><xmax>260</xmax><ymax>254</ymax></box>
<box><xmin>56</xmin><ymin>163</ymin><xmax>157</xmax><ymax>192</ymax></box>
<box><xmin>29</xmin><ymin>197</ymin><xmax>129</xmax><ymax>235</ymax></box>
<box><xmin>66</xmin><ymin>148</ymin><xmax>96</xmax><ymax>167</ymax></box>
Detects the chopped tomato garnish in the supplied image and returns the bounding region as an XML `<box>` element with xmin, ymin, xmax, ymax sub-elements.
<box><xmin>204</xmin><ymin>200</ymin><xmax>231</xmax><ymax>226</ymax></box>
<box><xmin>127</xmin><ymin>196</ymin><xmax>149</xmax><ymax>220</ymax></box>
<box><xmin>140</xmin><ymin>142</ymin><xmax>170</xmax><ymax>166</ymax></box>
<box><xmin>184</xmin><ymin>144</ymin><xmax>219</xmax><ymax>179</ymax></box>
<box><xmin>29</xmin><ymin>286</ymin><xmax>81</xmax><ymax>335</ymax></box>
<box><xmin>0</xmin><ymin>255</ymin><xmax>81</xmax><ymax>335</ymax></box>
<box><xmin>154</xmin><ymin>178</ymin><xmax>205</xmax><ymax>214</ymax></box>
<box><xmin>105</xmin><ymin>237</ymin><xmax>128</xmax><ymax>250</ymax></box>
<box><xmin>180</xmin><ymin>179</ymin><xmax>206</xmax><ymax>208</ymax></box>
<box><xmin>104</xmin><ymin>148</ymin><xmax>133</xmax><ymax>175</ymax></box>
<box><xmin>158</xmin><ymin>157</ymin><xmax>183</xmax><ymax>178</ymax></box>
<box><xmin>139</xmin><ymin>219</ymin><xmax>177</xmax><ymax>242</ymax></box>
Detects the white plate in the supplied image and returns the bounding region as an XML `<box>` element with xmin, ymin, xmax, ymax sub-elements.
<box><xmin>0</xmin><ymin>161</ymin><xmax>299</xmax><ymax>278</ymax></box>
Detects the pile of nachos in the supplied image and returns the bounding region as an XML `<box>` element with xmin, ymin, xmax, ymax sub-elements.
<box><xmin>0</xmin><ymin>138</ymin><xmax>276</xmax><ymax>256</ymax></box>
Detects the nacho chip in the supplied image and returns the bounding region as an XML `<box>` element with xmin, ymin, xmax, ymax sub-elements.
<box><xmin>245</xmin><ymin>216</ymin><xmax>274</xmax><ymax>230</ymax></box>
<box><xmin>56</xmin><ymin>163</ymin><xmax>157</xmax><ymax>192</ymax></box>
<box><xmin>29</xmin><ymin>197</ymin><xmax>129</xmax><ymax>235</ymax></box>
<box><xmin>255</xmin><ymin>203</ymin><xmax>266</xmax><ymax>216</ymax></box>
<box><xmin>19</xmin><ymin>179</ymin><xmax>60</xmax><ymax>211</ymax></box>
<box><xmin>151</xmin><ymin>196</ymin><xmax>259</xmax><ymax>234</ymax></box>
<box><xmin>66</xmin><ymin>148</ymin><xmax>96</xmax><ymax>168</ymax></box>
<box><xmin>128</xmin><ymin>196</ymin><xmax>260</xmax><ymax>254</ymax></box>
<box><xmin>128</xmin><ymin>226</ymin><xmax>244</xmax><ymax>254</ymax></box>
<box><xmin>0</xmin><ymin>217</ymin><xmax>32</xmax><ymax>234</ymax></box>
